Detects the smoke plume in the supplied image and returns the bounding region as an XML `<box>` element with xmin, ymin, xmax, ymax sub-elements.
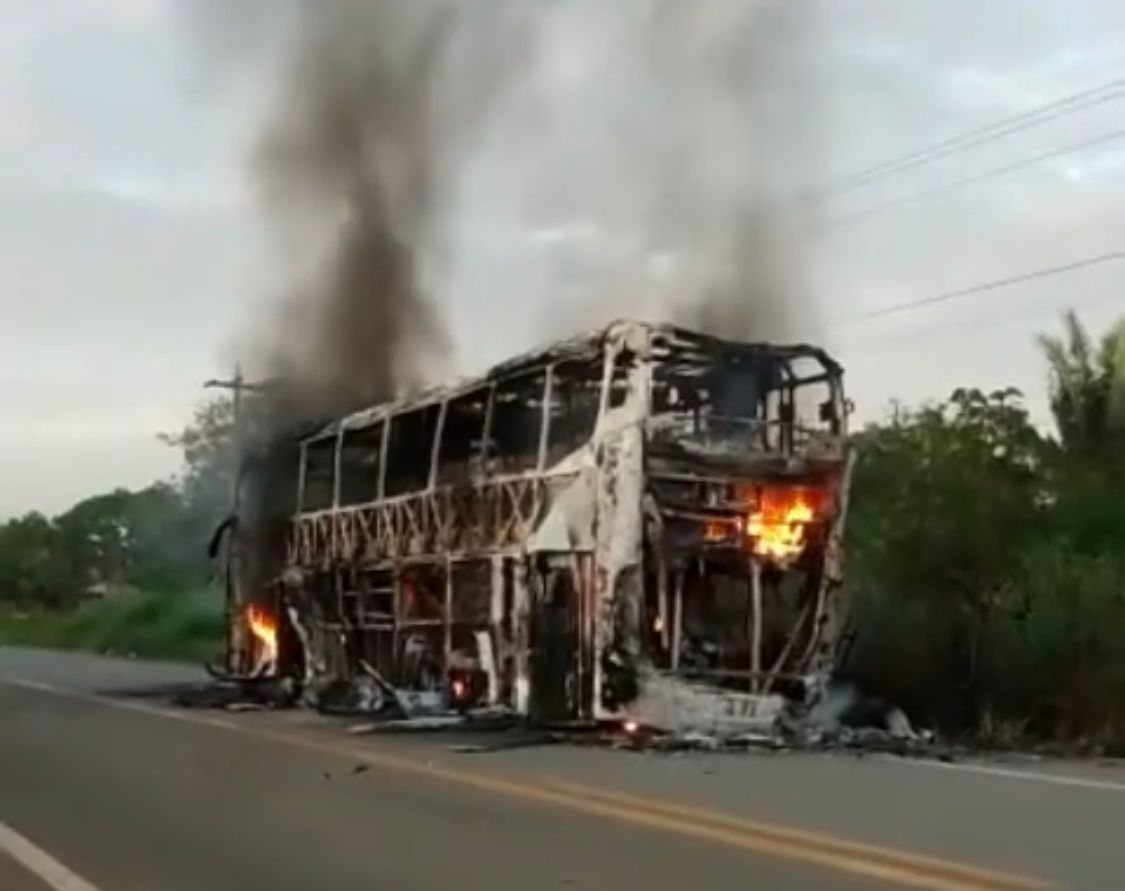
<box><xmin>438</xmin><ymin>1</ymin><xmax>828</xmax><ymax>355</ymax></box>
<box><xmin>182</xmin><ymin>0</ymin><xmax>829</xmax><ymax>597</ymax></box>
<box><xmin>256</xmin><ymin>5</ymin><xmax>447</xmax><ymax>418</ymax></box>
<box><xmin>201</xmin><ymin>1</ymin><xmax>532</xmax><ymax>423</ymax></box>
<box><xmin>191</xmin><ymin>1</ymin><xmax>827</xmax><ymax>417</ymax></box>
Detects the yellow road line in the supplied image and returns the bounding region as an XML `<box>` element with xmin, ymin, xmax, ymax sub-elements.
<box><xmin>546</xmin><ymin>779</ymin><xmax>1055</xmax><ymax>891</ymax></box>
<box><xmin>1</xmin><ymin>677</ymin><xmax>1060</xmax><ymax>891</ymax></box>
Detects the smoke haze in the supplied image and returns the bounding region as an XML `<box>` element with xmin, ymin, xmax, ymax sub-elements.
<box><xmin>242</xmin><ymin>2</ymin><xmax>536</xmax><ymax>421</ymax></box>
<box><xmin>190</xmin><ymin>0</ymin><xmax>827</xmax><ymax>420</ymax></box>
<box><xmin>441</xmin><ymin>1</ymin><xmax>828</xmax><ymax>353</ymax></box>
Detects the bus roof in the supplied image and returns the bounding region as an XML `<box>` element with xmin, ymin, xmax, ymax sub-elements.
<box><xmin>300</xmin><ymin>319</ymin><xmax>842</xmax><ymax>444</ymax></box>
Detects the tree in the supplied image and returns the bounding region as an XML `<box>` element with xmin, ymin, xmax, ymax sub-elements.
<box><xmin>1038</xmin><ymin>310</ymin><xmax>1125</xmax><ymax>455</ymax></box>
<box><xmin>48</xmin><ymin>485</ymin><xmax>213</xmax><ymax>598</ymax></box>
<box><xmin>159</xmin><ymin>392</ymin><xmax>283</xmax><ymax>519</ymax></box>
<box><xmin>844</xmin><ymin>388</ymin><xmax>1049</xmax><ymax>729</ymax></box>
<box><xmin>159</xmin><ymin>396</ymin><xmax>236</xmax><ymax>519</ymax></box>
<box><xmin>0</xmin><ymin>513</ymin><xmax>67</xmax><ymax>606</ymax></box>
<box><xmin>53</xmin><ymin>490</ymin><xmax>138</xmax><ymax>596</ymax></box>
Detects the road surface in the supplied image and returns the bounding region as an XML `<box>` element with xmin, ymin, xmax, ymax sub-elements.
<box><xmin>1</xmin><ymin>646</ymin><xmax>1121</xmax><ymax>891</ymax></box>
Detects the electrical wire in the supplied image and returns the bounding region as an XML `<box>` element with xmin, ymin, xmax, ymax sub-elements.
<box><xmin>824</xmin><ymin>128</ymin><xmax>1125</xmax><ymax>227</ymax></box>
<box><xmin>815</xmin><ymin>77</ymin><xmax>1125</xmax><ymax>198</ymax></box>
<box><xmin>847</xmin><ymin>252</ymin><xmax>1125</xmax><ymax>322</ymax></box>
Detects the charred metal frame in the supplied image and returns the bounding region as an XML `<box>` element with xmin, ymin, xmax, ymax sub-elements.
<box><xmin>248</xmin><ymin>320</ymin><xmax>850</xmax><ymax>731</ymax></box>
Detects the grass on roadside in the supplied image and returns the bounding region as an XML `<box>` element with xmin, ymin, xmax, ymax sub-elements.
<box><xmin>0</xmin><ymin>589</ymin><xmax>224</xmax><ymax>663</ymax></box>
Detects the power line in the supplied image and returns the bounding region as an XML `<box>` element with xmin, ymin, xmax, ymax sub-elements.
<box><xmin>823</xmin><ymin>79</ymin><xmax>1124</xmax><ymax>194</ymax></box>
<box><xmin>824</xmin><ymin>127</ymin><xmax>1125</xmax><ymax>227</ymax></box>
<box><xmin>847</xmin><ymin>252</ymin><xmax>1125</xmax><ymax>322</ymax></box>
<box><xmin>839</xmin><ymin>285</ymin><xmax>1125</xmax><ymax>360</ymax></box>
<box><xmin>815</xmin><ymin>77</ymin><xmax>1125</xmax><ymax>198</ymax></box>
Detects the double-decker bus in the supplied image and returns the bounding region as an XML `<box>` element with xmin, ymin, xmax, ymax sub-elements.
<box><xmin>228</xmin><ymin>319</ymin><xmax>852</xmax><ymax>732</ymax></box>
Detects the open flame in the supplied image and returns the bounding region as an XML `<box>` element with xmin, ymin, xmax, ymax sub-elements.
<box><xmin>246</xmin><ymin>605</ymin><xmax>278</xmax><ymax>666</ymax></box>
<box><xmin>746</xmin><ymin>489</ymin><xmax>816</xmax><ymax>563</ymax></box>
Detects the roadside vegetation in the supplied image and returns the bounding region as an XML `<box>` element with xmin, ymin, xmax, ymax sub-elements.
<box><xmin>0</xmin><ymin>589</ymin><xmax>222</xmax><ymax>663</ymax></box>
<box><xmin>844</xmin><ymin>311</ymin><xmax>1125</xmax><ymax>750</ymax></box>
<box><xmin>0</xmin><ymin>399</ymin><xmax>234</xmax><ymax>662</ymax></box>
<box><xmin>1</xmin><ymin>311</ymin><xmax>1123</xmax><ymax>749</ymax></box>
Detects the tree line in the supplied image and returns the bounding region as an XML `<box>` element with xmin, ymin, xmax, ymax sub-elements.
<box><xmin>0</xmin><ymin>398</ymin><xmax>237</xmax><ymax>607</ymax></box>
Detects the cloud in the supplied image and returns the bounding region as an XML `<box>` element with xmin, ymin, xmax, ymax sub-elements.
<box><xmin>0</xmin><ymin>96</ymin><xmax>33</xmax><ymax>148</ymax></box>
<box><xmin>72</xmin><ymin>0</ymin><xmax>168</xmax><ymax>33</ymax></box>
<box><xmin>87</xmin><ymin>169</ymin><xmax>248</xmax><ymax>213</ymax></box>
<box><xmin>0</xmin><ymin>436</ymin><xmax>179</xmax><ymax>518</ymax></box>
<box><xmin>0</xmin><ymin>404</ymin><xmax>185</xmax><ymax>445</ymax></box>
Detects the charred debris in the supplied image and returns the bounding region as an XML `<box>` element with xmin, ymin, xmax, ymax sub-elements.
<box><xmin>197</xmin><ymin>319</ymin><xmax>907</xmax><ymax>750</ymax></box>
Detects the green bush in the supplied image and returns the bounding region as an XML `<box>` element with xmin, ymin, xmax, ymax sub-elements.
<box><xmin>999</xmin><ymin>542</ymin><xmax>1125</xmax><ymax>743</ymax></box>
<box><xmin>844</xmin><ymin>386</ymin><xmax>1125</xmax><ymax>748</ymax></box>
<box><xmin>0</xmin><ymin>590</ymin><xmax>223</xmax><ymax>663</ymax></box>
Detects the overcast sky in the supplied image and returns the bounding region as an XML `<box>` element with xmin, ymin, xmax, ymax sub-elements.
<box><xmin>2</xmin><ymin>0</ymin><xmax>1124</xmax><ymax>518</ymax></box>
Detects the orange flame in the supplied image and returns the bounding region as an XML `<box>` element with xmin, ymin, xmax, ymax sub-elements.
<box><xmin>246</xmin><ymin>605</ymin><xmax>278</xmax><ymax>665</ymax></box>
<box><xmin>746</xmin><ymin>489</ymin><xmax>816</xmax><ymax>563</ymax></box>
<box><xmin>703</xmin><ymin>519</ymin><xmax>733</xmax><ymax>542</ymax></box>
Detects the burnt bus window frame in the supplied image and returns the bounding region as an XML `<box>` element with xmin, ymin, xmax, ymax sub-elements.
<box><xmin>483</xmin><ymin>368</ymin><xmax>548</xmax><ymax>476</ymax></box>
<box><xmin>647</xmin><ymin>335</ymin><xmax>844</xmax><ymax>457</ymax></box>
<box><xmin>384</xmin><ymin>403</ymin><xmax>443</xmax><ymax>498</ymax></box>
<box><xmin>300</xmin><ymin>434</ymin><xmax>338</xmax><ymax>513</ymax></box>
<box><xmin>544</xmin><ymin>354</ymin><xmax>604</xmax><ymax>466</ymax></box>
<box><xmin>338</xmin><ymin>420</ymin><xmax>386</xmax><ymax>507</ymax></box>
<box><xmin>606</xmin><ymin>344</ymin><xmax>637</xmax><ymax>411</ymax></box>
<box><xmin>787</xmin><ymin>356</ymin><xmax>845</xmax><ymax>436</ymax></box>
<box><xmin>650</xmin><ymin>348</ymin><xmax>781</xmax><ymax>422</ymax></box>
<box><xmin>436</xmin><ymin>384</ymin><xmax>492</xmax><ymax>486</ymax></box>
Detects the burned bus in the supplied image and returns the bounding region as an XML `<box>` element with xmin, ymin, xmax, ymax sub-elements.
<box><xmin>227</xmin><ymin>320</ymin><xmax>852</xmax><ymax>733</ymax></box>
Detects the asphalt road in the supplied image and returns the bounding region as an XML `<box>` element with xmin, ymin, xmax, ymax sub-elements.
<box><xmin>1</xmin><ymin>647</ymin><xmax>1122</xmax><ymax>891</ymax></box>
<box><xmin>0</xmin><ymin>851</ymin><xmax>51</xmax><ymax>891</ymax></box>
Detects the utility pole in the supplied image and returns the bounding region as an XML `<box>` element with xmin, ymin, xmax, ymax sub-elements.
<box><xmin>204</xmin><ymin>365</ymin><xmax>272</xmax><ymax>514</ymax></box>
<box><xmin>203</xmin><ymin>365</ymin><xmax>272</xmax><ymax>674</ymax></box>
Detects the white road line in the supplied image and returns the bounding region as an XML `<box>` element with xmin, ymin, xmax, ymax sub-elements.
<box><xmin>0</xmin><ymin>822</ymin><xmax>103</xmax><ymax>891</ymax></box>
<box><xmin>0</xmin><ymin>675</ymin><xmax>1060</xmax><ymax>891</ymax></box>
<box><xmin>895</xmin><ymin>755</ymin><xmax>1125</xmax><ymax>794</ymax></box>
<box><xmin>2</xmin><ymin>677</ymin><xmax>235</xmax><ymax>731</ymax></box>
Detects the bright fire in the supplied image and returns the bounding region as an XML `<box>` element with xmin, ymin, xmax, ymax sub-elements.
<box><xmin>246</xmin><ymin>605</ymin><xmax>278</xmax><ymax>665</ymax></box>
<box><xmin>746</xmin><ymin>489</ymin><xmax>816</xmax><ymax>563</ymax></box>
